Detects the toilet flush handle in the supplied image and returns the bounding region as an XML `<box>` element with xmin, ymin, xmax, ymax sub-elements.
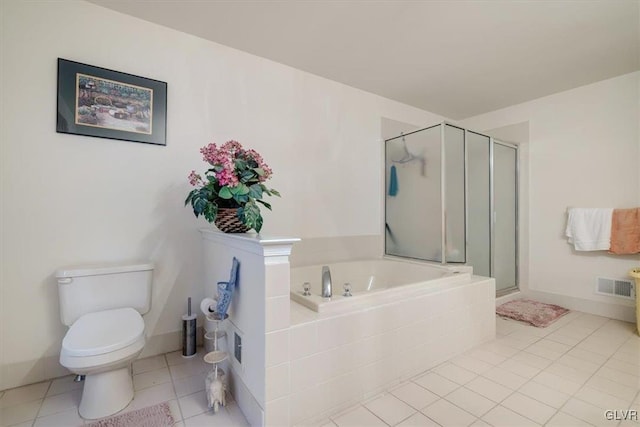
<box><xmin>57</xmin><ymin>278</ymin><xmax>73</xmax><ymax>285</ymax></box>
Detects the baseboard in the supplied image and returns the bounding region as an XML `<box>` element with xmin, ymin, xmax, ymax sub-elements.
<box><xmin>0</xmin><ymin>354</ymin><xmax>69</xmax><ymax>392</ymax></box>
<box><xmin>523</xmin><ymin>290</ymin><xmax>636</xmax><ymax>323</ymax></box>
<box><xmin>0</xmin><ymin>328</ymin><xmax>201</xmax><ymax>392</ymax></box>
<box><xmin>493</xmin><ymin>288</ymin><xmax>635</xmax><ymax>323</ymax></box>
<box><xmin>227</xmin><ymin>363</ymin><xmax>264</xmax><ymax>426</ymax></box>
<box><xmin>139</xmin><ymin>327</ymin><xmax>204</xmax><ymax>359</ymax></box>
<box><xmin>496</xmin><ymin>290</ymin><xmax>523</xmax><ymax>307</ymax></box>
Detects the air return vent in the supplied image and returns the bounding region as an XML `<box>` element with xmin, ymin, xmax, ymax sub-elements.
<box><xmin>595</xmin><ymin>277</ymin><xmax>634</xmax><ymax>299</ymax></box>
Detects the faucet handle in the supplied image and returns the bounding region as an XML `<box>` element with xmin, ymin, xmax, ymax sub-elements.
<box><xmin>343</xmin><ymin>282</ymin><xmax>352</xmax><ymax>297</ymax></box>
<box><xmin>302</xmin><ymin>282</ymin><xmax>311</xmax><ymax>296</ymax></box>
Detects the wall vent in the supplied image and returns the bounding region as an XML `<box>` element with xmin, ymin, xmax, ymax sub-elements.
<box><xmin>595</xmin><ymin>277</ymin><xmax>634</xmax><ymax>299</ymax></box>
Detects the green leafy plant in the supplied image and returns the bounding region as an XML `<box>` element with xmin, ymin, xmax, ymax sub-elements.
<box><xmin>185</xmin><ymin>140</ymin><xmax>279</xmax><ymax>232</ymax></box>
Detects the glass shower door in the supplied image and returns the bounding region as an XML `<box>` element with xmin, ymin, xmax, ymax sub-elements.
<box><xmin>385</xmin><ymin>125</ymin><xmax>442</xmax><ymax>262</ymax></box>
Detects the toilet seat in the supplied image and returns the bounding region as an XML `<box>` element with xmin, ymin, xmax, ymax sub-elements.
<box><xmin>63</xmin><ymin>308</ymin><xmax>144</xmax><ymax>357</ymax></box>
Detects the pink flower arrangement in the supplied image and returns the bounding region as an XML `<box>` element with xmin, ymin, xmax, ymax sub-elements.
<box><xmin>198</xmin><ymin>140</ymin><xmax>273</xmax><ymax>187</ymax></box>
<box><xmin>188</xmin><ymin>170</ymin><xmax>202</xmax><ymax>186</ymax></box>
<box><xmin>185</xmin><ymin>139</ymin><xmax>279</xmax><ymax>233</ymax></box>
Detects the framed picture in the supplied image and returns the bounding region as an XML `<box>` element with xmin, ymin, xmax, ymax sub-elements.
<box><xmin>57</xmin><ymin>58</ymin><xmax>167</xmax><ymax>146</ymax></box>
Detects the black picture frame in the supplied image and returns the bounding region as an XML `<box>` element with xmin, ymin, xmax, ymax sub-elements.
<box><xmin>57</xmin><ymin>58</ymin><xmax>167</xmax><ymax>146</ymax></box>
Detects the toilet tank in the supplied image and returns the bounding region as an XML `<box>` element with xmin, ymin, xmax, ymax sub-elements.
<box><xmin>56</xmin><ymin>262</ymin><xmax>154</xmax><ymax>326</ymax></box>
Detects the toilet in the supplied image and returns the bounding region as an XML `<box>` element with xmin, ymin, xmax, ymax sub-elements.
<box><xmin>56</xmin><ymin>262</ymin><xmax>153</xmax><ymax>419</ymax></box>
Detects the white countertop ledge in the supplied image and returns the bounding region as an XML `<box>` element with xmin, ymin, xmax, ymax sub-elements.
<box><xmin>200</xmin><ymin>228</ymin><xmax>301</xmax><ymax>257</ymax></box>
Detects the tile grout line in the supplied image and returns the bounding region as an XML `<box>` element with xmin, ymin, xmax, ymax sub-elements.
<box><xmin>164</xmin><ymin>353</ymin><xmax>186</xmax><ymax>425</ymax></box>
<box><xmin>329</xmin><ymin>403</ymin><xmax>389</xmax><ymax>427</ymax></box>
<box><xmin>570</xmin><ymin>322</ymin><xmax>638</xmax><ymax>399</ymax></box>
<box><xmin>33</xmin><ymin>379</ymin><xmax>54</xmax><ymax>421</ymax></box>
<box><xmin>358</xmin><ymin>404</ymin><xmax>391</xmax><ymax>426</ymax></box>
<box><xmin>411</xmin><ymin>336</ymin><xmax>531</xmax><ymax>424</ymax></box>
<box><xmin>480</xmin><ymin>314</ymin><xmax>612</xmax><ymax>426</ymax></box>
<box><xmin>544</xmin><ymin>318</ymin><xmax>635</xmax><ymax>427</ymax></box>
<box><xmin>472</xmin><ymin>338</ymin><xmax>545</xmax><ymax>425</ymax></box>
<box><xmin>628</xmin><ymin>388</ymin><xmax>640</xmax><ymax>411</ymax></box>
<box><xmin>410</xmin><ymin>375</ymin><xmax>486</xmax><ymax>425</ymax></box>
<box><xmin>432</xmin><ymin>390</ymin><xmax>486</xmax><ymax>426</ymax></box>
<box><xmin>378</xmin><ymin>403</ymin><xmax>417</xmax><ymax>427</ymax></box>
<box><xmin>541</xmin><ymin>316</ymin><xmax>630</xmax><ymax>423</ymax></box>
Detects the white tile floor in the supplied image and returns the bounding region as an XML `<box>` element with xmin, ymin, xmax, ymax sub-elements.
<box><xmin>0</xmin><ymin>348</ymin><xmax>248</xmax><ymax>427</ymax></box>
<box><xmin>1</xmin><ymin>312</ymin><xmax>639</xmax><ymax>427</ymax></box>
<box><xmin>325</xmin><ymin>312</ymin><xmax>640</xmax><ymax>427</ymax></box>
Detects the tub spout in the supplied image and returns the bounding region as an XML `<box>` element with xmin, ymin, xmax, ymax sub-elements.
<box><xmin>321</xmin><ymin>266</ymin><xmax>332</xmax><ymax>298</ymax></box>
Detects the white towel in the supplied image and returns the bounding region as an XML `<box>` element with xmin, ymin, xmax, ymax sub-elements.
<box><xmin>565</xmin><ymin>208</ymin><xmax>613</xmax><ymax>251</ymax></box>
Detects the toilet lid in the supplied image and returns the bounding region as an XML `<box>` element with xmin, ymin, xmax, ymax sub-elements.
<box><xmin>63</xmin><ymin>307</ymin><xmax>145</xmax><ymax>357</ymax></box>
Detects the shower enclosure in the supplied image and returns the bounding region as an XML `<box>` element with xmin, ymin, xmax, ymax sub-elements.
<box><xmin>385</xmin><ymin>122</ymin><xmax>518</xmax><ymax>294</ymax></box>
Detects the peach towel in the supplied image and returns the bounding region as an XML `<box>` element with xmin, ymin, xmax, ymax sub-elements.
<box><xmin>609</xmin><ymin>208</ymin><xmax>640</xmax><ymax>254</ymax></box>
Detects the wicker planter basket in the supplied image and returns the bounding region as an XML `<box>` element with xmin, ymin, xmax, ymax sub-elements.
<box><xmin>214</xmin><ymin>208</ymin><xmax>250</xmax><ymax>233</ymax></box>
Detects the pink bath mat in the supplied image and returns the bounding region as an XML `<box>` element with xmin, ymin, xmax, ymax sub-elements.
<box><xmin>87</xmin><ymin>401</ymin><xmax>175</xmax><ymax>427</ymax></box>
<box><xmin>496</xmin><ymin>299</ymin><xmax>570</xmax><ymax>327</ymax></box>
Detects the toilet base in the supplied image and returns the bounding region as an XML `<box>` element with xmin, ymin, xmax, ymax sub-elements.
<box><xmin>79</xmin><ymin>366</ymin><xmax>134</xmax><ymax>419</ymax></box>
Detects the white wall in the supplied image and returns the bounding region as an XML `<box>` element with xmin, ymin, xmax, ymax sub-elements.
<box><xmin>461</xmin><ymin>72</ymin><xmax>640</xmax><ymax>320</ymax></box>
<box><xmin>0</xmin><ymin>0</ymin><xmax>444</xmax><ymax>390</ymax></box>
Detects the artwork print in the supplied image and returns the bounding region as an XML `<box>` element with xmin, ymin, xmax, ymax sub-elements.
<box><xmin>57</xmin><ymin>59</ymin><xmax>167</xmax><ymax>146</ymax></box>
<box><xmin>75</xmin><ymin>73</ymin><xmax>153</xmax><ymax>134</ymax></box>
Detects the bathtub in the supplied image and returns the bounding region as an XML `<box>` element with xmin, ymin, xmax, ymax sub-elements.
<box><xmin>290</xmin><ymin>258</ymin><xmax>473</xmax><ymax>313</ymax></box>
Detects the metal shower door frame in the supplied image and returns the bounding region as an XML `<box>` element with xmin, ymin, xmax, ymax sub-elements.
<box><xmin>383</xmin><ymin>121</ymin><xmax>519</xmax><ymax>294</ymax></box>
<box><xmin>492</xmin><ymin>139</ymin><xmax>520</xmax><ymax>295</ymax></box>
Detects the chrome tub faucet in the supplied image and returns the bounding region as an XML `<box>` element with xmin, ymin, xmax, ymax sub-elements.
<box><xmin>321</xmin><ymin>266</ymin><xmax>332</xmax><ymax>298</ymax></box>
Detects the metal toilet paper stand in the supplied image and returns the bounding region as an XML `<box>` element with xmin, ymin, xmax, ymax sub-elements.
<box><xmin>203</xmin><ymin>312</ymin><xmax>229</xmax><ymax>413</ymax></box>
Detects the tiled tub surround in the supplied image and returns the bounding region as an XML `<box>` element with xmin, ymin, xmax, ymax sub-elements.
<box><xmin>201</xmin><ymin>230</ymin><xmax>495</xmax><ymax>426</ymax></box>
<box><xmin>290</xmin><ymin>259</ymin><xmax>473</xmax><ymax>312</ymax></box>
<box><xmin>275</xmin><ymin>275</ymin><xmax>495</xmax><ymax>425</ymax></box>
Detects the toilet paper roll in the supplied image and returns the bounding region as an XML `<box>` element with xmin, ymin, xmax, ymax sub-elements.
<box><xmin>200</xmin><ymin>297</ymin><xmax>217</xmax><ymax>316</ymax></box>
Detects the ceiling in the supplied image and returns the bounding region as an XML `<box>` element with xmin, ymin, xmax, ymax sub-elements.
<box><xmin>88</xmin><ymin>0</ymin><xmax>639</xmax><ymax>119</ymax></box>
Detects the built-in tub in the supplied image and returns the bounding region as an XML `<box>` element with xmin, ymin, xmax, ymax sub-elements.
<box><xmin>290</xmin><ymin>258</ymin><xmax>473</xmax><ymax>312</ymax></box>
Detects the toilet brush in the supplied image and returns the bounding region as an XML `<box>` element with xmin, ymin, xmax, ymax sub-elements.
<box><xmin>182</xmin><ymin>297</ymin><xmax>197</xmax><ymax>358</ymax></box>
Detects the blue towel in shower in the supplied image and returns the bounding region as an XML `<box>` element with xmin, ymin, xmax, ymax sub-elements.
<box><xmin>388</xmin><ymin>165</ymin><xmax>398</xmax><ymax>196</ymax></box>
